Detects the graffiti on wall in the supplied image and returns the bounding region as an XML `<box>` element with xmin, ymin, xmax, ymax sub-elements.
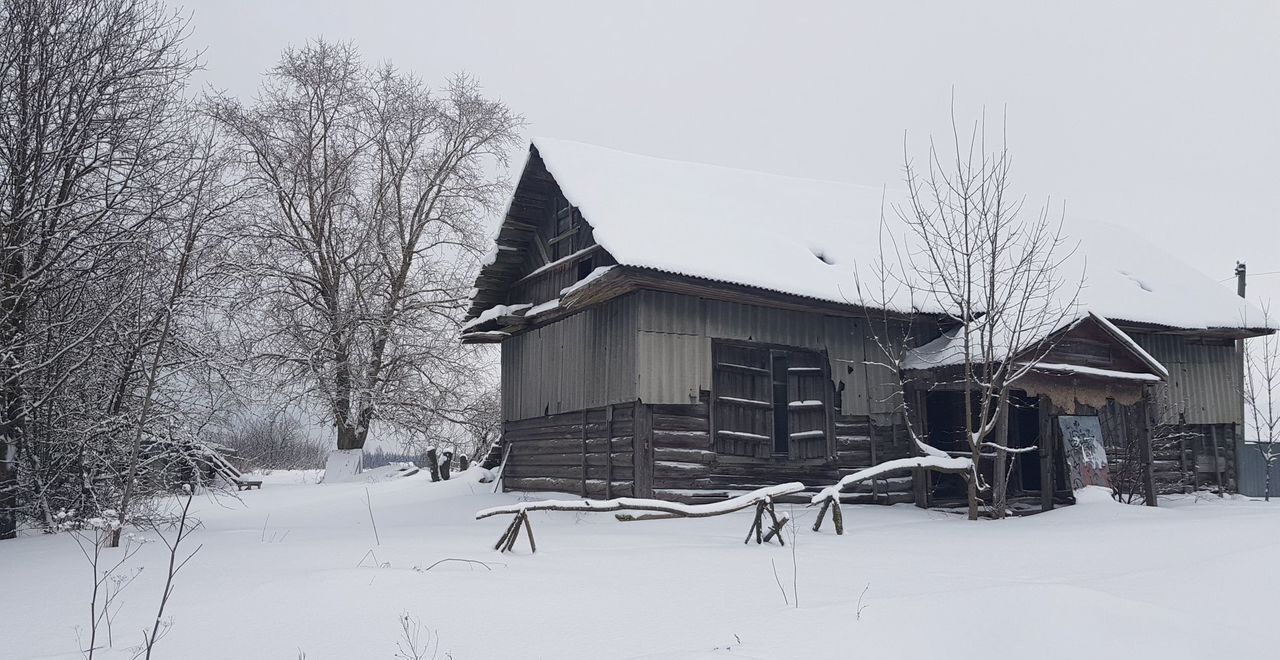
<box><xmin>1057</xmin><ymin>415</ymin><xmax>1111</xmax><ymax>490</ymax></box>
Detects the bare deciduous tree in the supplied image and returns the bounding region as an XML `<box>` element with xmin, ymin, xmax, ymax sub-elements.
<box><xmin>0</xmin><ymin>0</ymin><xmax>205</xmax><ymax>538</ymax></box>
<box><xmin>211</xmin><ymin>41</ymin><xmax>522</xmax><ymax>457</ymax></box>
<box><xmin>1245</xmin><ymin>306</ymin><xmax>1279</xmax><ymax>501</ymax></box>
<box><xmin>859</xmin><ymin>107</ymin><xmax>1081</xmax><ymax>520</ymax></box>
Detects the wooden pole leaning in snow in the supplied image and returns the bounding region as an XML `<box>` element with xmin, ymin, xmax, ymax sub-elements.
<box><xmin>476</xmin><ymin>482</ymin><xmax>805</xmax><ymax>553</ymax></box>
<box><xmin>810</xmin><ymin>456</ymin><xmax>973</xmax><ymax>534</ymax></box>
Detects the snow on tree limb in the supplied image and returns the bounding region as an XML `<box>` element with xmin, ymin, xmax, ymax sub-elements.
<box><xmin>810</xmin><ymin>456</ymin><xmax>973</xmax><ymax>504</ymax></box>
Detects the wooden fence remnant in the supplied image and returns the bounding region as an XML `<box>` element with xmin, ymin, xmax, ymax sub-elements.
<box><xmin>476</xmin><ymin>482</ymin><xmax>804</xmax><ymax>553</ymax></box>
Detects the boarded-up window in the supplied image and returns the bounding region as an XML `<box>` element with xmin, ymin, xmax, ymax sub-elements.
<box><xmin>712</xmin><ymin>340</ymin><xmax>832</xmax><ymax>459</ymax></box>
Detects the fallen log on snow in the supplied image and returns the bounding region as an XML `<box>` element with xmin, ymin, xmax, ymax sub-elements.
<box><xmin>476</xmin><ymin>482</ymin><xmax>805</xmax><ymax>553</ymax></box>
<box><xmin>810</xmin><ymin>456</ymin><xmax>973</xmax><ymax>535</ymax></box>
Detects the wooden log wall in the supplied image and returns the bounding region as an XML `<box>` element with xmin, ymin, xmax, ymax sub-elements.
<box><xmin>833</xmin><ymin>415</ymin><xmax>916</xmax><ymax>505</ymax></box>
<box><xmin>500</xmin><ymin>400</ymin><xmax>919</xmax><ymax>506</ymax></box>
<box><xmin>1061</xmin><ymin>397</ymin><xmax>1237</xmax><ymax>499</ymax></box>
<box><xmin>642</xmin><ymin>402</ymin><xmax>915</xmax><ymax>505</ymax></box>
<box><xmin>501</xmin><ymin>403</ymin><xmax>636</xmax><ymax>499</ymax></box>
<box><xmin>1150</xmin><ymin>424</ymin><xmax>1196</xmax><ymax>494</ymax></box>
<box><xmin>1110</xmin><ymin>422</ymin><xmax>1238</xmax><ymax>496</ymax></box>
<box><xmin>1146</xmin><ymin>423</ymin><xmax>1237</xmax><ymax>494</ymax></box>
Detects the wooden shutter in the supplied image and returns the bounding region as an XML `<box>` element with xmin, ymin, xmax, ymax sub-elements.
<box><xmin>786</xmin><ymin>349</ymin><xmax>831</xmax><ymax>459</ymax></box>
<box><xmin>712</xmin><ymin>342</ymin><xmax>772</xmax><ymax>457</ymax></box>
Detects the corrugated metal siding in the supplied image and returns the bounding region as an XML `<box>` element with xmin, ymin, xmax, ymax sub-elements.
<box><xmin>1132</xmin><ymin>333</ymin><xmax>1243</xmax><ymax>425</ymax></box>
<box><xmin>632</xmin><ymin>290</ymin><xmax>899</xmax><ymax>415</ymax></box>
<box><xmin>501</xmin><ymin>295</ymin><xmax>638</xmax><ymax>420</ymax></box>
<box><xmin>1238</xmin><ymin>443</ymin><xmax>1280</xmax><ymax>497</ymax></box>
<box><xmin>637</xmin><ymin>331</ymin><xmax>708</xmax><ymax>404</ymax></box>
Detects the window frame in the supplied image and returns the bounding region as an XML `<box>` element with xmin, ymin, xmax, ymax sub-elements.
<box><xmin>710</xmin><ymin>338</ymin><xmax>834</xmax><ymax>461</ymax></box>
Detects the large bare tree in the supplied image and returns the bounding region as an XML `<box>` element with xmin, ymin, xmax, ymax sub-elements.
<box><xmin>859</xmin><ymin>109</ymin><xmax>1081</xmax><ymax>520</ymax></box>
<box><xmin>211</xmin><ymin>41</ymin><xmax>521</xmax><ymax>454</ymax></box>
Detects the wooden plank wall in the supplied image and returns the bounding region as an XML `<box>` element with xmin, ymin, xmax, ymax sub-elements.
<box><xmin>502</xmin><ymin>403</ymin><xmax>636</xmax><ymax>498</ymax></box>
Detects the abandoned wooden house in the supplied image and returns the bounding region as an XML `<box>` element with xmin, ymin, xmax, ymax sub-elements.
<box><xmin>464</xmin><ymin>138</ymin><xmax>1272</xmax><ymax>510</ymax></box>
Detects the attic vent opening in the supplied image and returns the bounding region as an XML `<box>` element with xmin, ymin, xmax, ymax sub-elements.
<box><xmin>810</xmin><ymin>249</ymin><xmax>834</xmax><ymax>265</ymax></box>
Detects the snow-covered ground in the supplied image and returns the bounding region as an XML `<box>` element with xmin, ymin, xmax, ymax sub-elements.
<box><xmin>5</xmin><ymin>469</ymin><xmax>1280</xmax><ymax>659</ymax></box>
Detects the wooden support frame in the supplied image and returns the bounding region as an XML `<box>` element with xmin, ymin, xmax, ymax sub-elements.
<box><xmin>580</xmin><ymin>408</ymin><xmax>589</xmax><ymax>497</ymax></box>
<box><xmin>633</xmin><ymin>401</ymin><xmax>654</xmax><ymax>498</ymax></box>
<box><xmin>1039</xmin><ymin>397</ymin><xmax>1055</xmax><ymax>512</ymax></box>
<box><xmin>604</xmin><ymin>406</ymin><xmax>614</xmax><ymax>499</ymax></box>
<box><xmin>1136</xmin><ymin>392</ymin><xmax>1157</xmax><ymax>506</ymax></box>
<box><xmin>1210</xmin><ymin>424</ymin><xmax>1225</xmax><ymax>497</ymax></box>
<box><xmin>478</xmin><ymin>483</ymin><xmax>804</xmax><ymax>553</ymax></box>
<box><xmin>810</xmin><ymin>457</ymin><xmax>972</xmax><ymax>534</ymax></box>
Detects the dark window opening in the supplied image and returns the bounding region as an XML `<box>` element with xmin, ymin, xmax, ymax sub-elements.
<box><xmin>771</xmin><ymin>351</ymin><xmax>790</xmax><ymax>454</ymax></box>
<box><xmin>1010</xmin><ymin>392</ymin><xmax>1042</xmax><ymax>492</ymax></box>
<box><xmin>577</xmin><ymin>257</ymin><xmax>595</xmax><ymax>281</ymax></box>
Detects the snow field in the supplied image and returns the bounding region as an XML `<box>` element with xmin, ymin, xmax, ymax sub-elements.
<box><xmin>3</xmin><ymin>470</ymin><xmax>1280</xmax><ymax>659</ymax></box>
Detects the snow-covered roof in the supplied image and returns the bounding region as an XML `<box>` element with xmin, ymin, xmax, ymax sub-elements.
<box><xmin>525</xmin><ymin>137</ymin><xmax>1270</xmax><ymax>332</ymax></box>
<box><xmin>903</xmin><ymin>312</ymin><xmax>1171</xmax><ymax>378</ymax></box>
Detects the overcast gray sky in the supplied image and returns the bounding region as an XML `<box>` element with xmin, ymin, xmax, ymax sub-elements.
<box><xmin>181</xmin><ymin>0</ymin><xmax>1280</xmax><ymax>307</ymax></box>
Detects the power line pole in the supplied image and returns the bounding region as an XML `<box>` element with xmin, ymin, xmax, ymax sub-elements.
<box><xmin>1237</xmin><ymin>262</ymin><xmax>1248</xmax><ymax>485</ymax></box>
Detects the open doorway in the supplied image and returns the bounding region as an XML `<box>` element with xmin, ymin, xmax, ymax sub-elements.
<box><xmin>1009</xmin><ymin>391</ymin><xmax>1041</xmax><ymax>493</ymax></box>
<box><xmin>923</xmin><ymin>388</ymin><xmax>1057</xmax><ymax>503</ymax></box>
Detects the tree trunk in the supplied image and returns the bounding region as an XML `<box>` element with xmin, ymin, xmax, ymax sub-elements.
<box><xmin>1266</xmin><ymin>458</ymin><xmax>1272</xmax><ymax>502</ymax></box>
<box><xmin>0</xmin><ymin>439</ymin><xmax>16</xmax><ymax>539</ymax></box>
<box><xmin>991</xmin><ymin>396</ymin><xmax>1010</xmax><ymax>520</ymax></box>
<box><xmin>966</xmin><ymin>472</ymin><xmax>979</xmax><ymax>521</ymax></box>
<box><xmin>425</xmin><ymin>448</ymin><xmax>440</xmax><ymax>482</ymax></box>
<box><xmin>0</xmin><ymin>303</ymin><xmax>27</xmax><ymax>540</ymax></box>
<box><xmin>336</xmin><ymin>423</ymin><xmax>362</xmax><ymax>451</ymax></box>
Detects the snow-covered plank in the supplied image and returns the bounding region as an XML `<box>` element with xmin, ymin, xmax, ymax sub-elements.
<box><xmin>716</xmin><ymin>362</ymin><xmax>771</xmax><ymax>376</ymax></box>
<box><xmin>716</xmin><ymin>430</ymin><xmax>769</xmax><ymax>441</ymax></box>
<box><xmin>475</xmin><ymin>481</ymin><xmax>806</xmax><ymax>519</ymax></box>
<box><xmin>461</xmin><ymin>302</ymin><xmax>532</xmax><ymax>330</ymax></box>
<box><xmin>788</xmin><ymin>400</ymin><xmax>824</xmax><ymax>408</ymax></box>
<box><xmin>560</xmin><ymin>265</ymin><xmax>615</xmax><ymax>297</ymax></box>
<box><xmin>718</xmin><ymin>396</ymin><xmax>771</xmax><ymax>408</ymax></box>
<box><xmin>789</xmin><ymin>430</ymin><xmax>825</xmax><ymax>440</ymax></box>
<box><xmin>459</xmin><ymin>330</ymin><xmax>510</xmax><ymax>341</ymax></box>
<box><xmin>518</xmin><ymin>244</ymin><xmax>600</xmax><ymax>281</ymax></box>
<box><xmin>527</xmin><ymin>298</ymin><xmax>561</xmax><ymax>316</ymax></box>
<box><xmin>1023</xmin><ymin>362</ymin><xmax>1163</xmax><ymax>382</ymax></box>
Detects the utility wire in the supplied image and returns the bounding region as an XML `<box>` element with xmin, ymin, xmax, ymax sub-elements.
<box><xmin>1220</xmin><ymin>270</ymin><xmax>1280</xmax><ymax>283</ymax></box>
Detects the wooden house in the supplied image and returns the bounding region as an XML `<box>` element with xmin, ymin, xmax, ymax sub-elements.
<box><xmin>464</xmin><ymin>138</ymin><xmax>1270</xmax><ymax>509</ymax></box>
